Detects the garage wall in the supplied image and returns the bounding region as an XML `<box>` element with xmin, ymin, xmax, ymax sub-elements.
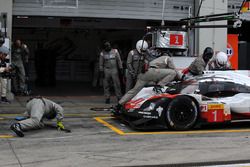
<box><xmin>13</xmin><ymin>0</ymin><xmax>193</xmax><ymax>21</ymax></box>
<box><xmin>195</xmin><ymin>0</ymin><xmax>228</xmax><ymax>55</ymax></box>
<box><xmin>0</xmin><ymin>0</ymin><xmax>12</xmax><ymax>38</ymax></box>
<box><xmin>228</xmin><ymin>0</ymin><xmax>243</xmax><ymax>12</ymax></box>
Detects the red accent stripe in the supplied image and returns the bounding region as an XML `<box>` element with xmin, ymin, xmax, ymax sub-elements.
<box><xmin>147</xmin><ymin>94</ymin><xmax>178</xmax><ymax>101</ymax></box>
<box><xmin>125</xmin><ymin>94</ymin><xmax>178</xmax><ymax>110</ymax></box>
<box><xmin>125</xmin><ymin>98</ymin><xmax>145</xmax><ymax>109</ymax></box>
<box><xmin>231</xmin><ymin>112</ymin><xmax>250</xmax><ymax>120</ymax></box>
<box><xmin>243</xmin><ymin>1</ymin><xmax>250</xmax><ymax>7</ymax></box>
<box><xmin>182</xmin><ymin>68</ymin><xmax>189</xmax><ymax>74</ymax></box>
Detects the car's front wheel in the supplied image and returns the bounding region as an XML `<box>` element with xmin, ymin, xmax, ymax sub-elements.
<box><xmin>165</xmin><ymin>96</ymin><xmax>198</xmax><ymax>130</ymax></box>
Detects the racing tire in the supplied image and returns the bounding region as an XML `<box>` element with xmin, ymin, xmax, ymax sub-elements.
<box><xmin>165</xmin><ymin>96</ymin><xmax>198</xmax><ymax>130</ymax></box>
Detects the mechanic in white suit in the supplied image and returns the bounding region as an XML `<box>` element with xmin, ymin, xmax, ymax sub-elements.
<box><xmin>126</xmin><ymin>40</ymin><xmax>148</xmax><ymax>92</ymax></box>
<box><xmin>208</xmin><ymin>51</ymin><xmax>232</xmax><ymax>70</ymax></box>
<box><xmin>10</xmin><ymin>97</ymin><xmax>64</xmax><ymax>137</ymax></box>
<box><xmin>118</xmin><ymin>52</ymin><xmax>180</xmax><ymax>107</ymax></box>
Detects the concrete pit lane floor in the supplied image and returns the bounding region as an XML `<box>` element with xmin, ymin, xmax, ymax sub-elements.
<box><xmin>2</xmin><ymin>96</ymin><xmax>250</xmax><ymax>167</ymax></box>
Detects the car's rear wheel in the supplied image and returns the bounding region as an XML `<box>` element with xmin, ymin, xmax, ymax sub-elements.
<box><xmin>165</xmin><ymin>96</ymin><xmax>198</xmax><ymax>130</ymax></box>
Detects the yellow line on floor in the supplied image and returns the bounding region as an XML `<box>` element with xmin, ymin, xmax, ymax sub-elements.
<box><xmin>0</xmin><ymin>135</ymin><xmax>14</xmax><ymax>138</ymax></box>
<box><xmin>94</xmin><ymin>117</ymin><xmax>125</xmax><ymax>135</ymax></box>
<box><xmin>0</xmin><ymin>113</ymin><xmax>111</xmax><ymax>117</ymax></box>
<box><xmin>125</xmin><ymin>129</ymin><xmax>250</xmax><ymax>135</ymax></box>
<box><xmin>94</xmin><ymin>117</ymin><xmax>250</xmax><ymax>135</ymax></box>
<box><xmin>65</xmin><ymin>113</ymin><xmax>111</xmax><ymax>117</ymax></box>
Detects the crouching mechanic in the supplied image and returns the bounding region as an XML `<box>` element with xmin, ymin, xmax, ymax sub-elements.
<box><xmin>10</xmin><ymin>97</ymin><xmax>64</xmax><ymax>137</ymax></box>
<box><xmin>116</xmin><ymin>52</ymin><xmax>180</xmax><ymax>110</ymax></box>
<box><xmin>208</xmin><ymin>51</ymin><xmax>231</xmax><ymax>70</ymax></box>
<box><xmin>183</xmin><ymin>47</ymin><xmax>214</xmax><ymax>77</ymax></box>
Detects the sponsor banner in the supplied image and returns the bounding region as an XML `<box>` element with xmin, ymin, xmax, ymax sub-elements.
<box><xmin>153</xmin><ymin>31</ymin><xmax>187</xmax><ymax>49</ymax></box>
<box><xmin>208</xmin><ymin>104</ymin><xmax>224</xmax><ymax>110</ymax></box>
<box><xmin>241</xmin><ymin>1</ymin><xmax>250</xmax><ymax>13</ymax></box>
<box><xmin>227</xmin><ymin>34</ymin><xmax>238</xmax><ymax>70</ymax></box>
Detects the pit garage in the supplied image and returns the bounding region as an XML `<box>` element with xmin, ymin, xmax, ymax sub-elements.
<box><xmin>13</xmin><ymin>17</ymin><xmax>149</xmax><ymax>94</ymax></box>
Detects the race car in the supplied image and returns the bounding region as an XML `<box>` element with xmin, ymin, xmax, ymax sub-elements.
<box><xmin>115</xmin><ymin>70</ymin><xmax>250</xmax><ymax>130</ymax></box>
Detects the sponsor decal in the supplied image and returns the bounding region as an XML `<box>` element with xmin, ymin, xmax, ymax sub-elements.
<box><xmin>227</xmin><ymin>43</ymin><xmax>233</xmax><ymax>58</ymax></box>
<box><xmin>138</xmin><ymin>111</ymin><xmax>152</xmax><ymax>115</ymax></box>
<box><xmin>156</xmin><ymin>106</ymin><xmax>163</xmax><ymax>117</ymax></box>
<box><xmin>227</xmin><ymin>34</ymin><xmax>238</xmax><ymax>69</ymax></box>
<box><xmin>208</xmin><ymin>104</ymin><xmax>224</xmax><ymax>110</ymax></box>
<box><xmin>200</xmin><ymin>104</ymin><xmax>208</xmax><ymax>112</ymax></box>
<box><xmin>143</xmin><ymin>115</ymin><xmax>159</xmax><ymax>119</ymax></box>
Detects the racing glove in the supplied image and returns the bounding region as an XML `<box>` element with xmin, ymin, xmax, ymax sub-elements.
<box><xmin>57</xmin><ymin>121</ymin><xmax>65</xmax><ymax>130</ymax></box>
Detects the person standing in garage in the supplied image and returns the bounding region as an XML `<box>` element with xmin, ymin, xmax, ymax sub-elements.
<box><xmin>99</xmin><ymin>41</ymin><xmax>123</xmax><ymax>104</ymax></box>
<box><xmin>11</xmin><ymin>39</ymin><xmax>27</xmax><ymax>95</ymax></box>
<box><xmin>126</xmin><ymin>40</ymin><xmax>148</xmax><ymax>92</ymax></box>
<box><xmin>21</xmin><ymin>42</ymin><xmax>31</xmax><ymax>95</ymax></box>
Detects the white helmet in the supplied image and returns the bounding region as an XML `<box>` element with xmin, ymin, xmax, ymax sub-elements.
<box><xmin>216</xmin><ymin>51</ymin><xmax>228</xmax><ymax>67</ymax></box>
<box><xmin>136</xmin><ymin>40</ymin><xmax>148</xmax><ymax>53</ymax></box>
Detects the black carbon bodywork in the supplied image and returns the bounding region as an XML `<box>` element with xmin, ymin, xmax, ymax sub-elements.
<box><xmin>121</xmin><ymin>97</ymin><xmax>172</xmax><ymax>129</ymax></box>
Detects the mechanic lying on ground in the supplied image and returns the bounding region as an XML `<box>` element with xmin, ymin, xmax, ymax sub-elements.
<box><xmin>10</xmin><ymin>96</ymin><xmax>64</xmax><ymax>137</ymax></box>
<box><xmin>116</xmin><ymin>51</ymin><xmax>182</xmax><ymax>110</ymax></box>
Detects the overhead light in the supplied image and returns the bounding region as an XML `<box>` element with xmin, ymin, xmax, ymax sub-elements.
<box><xmin>16</xmin><ymin>16</ymin><xmax>29</xmax><ymax>19</ymax></box>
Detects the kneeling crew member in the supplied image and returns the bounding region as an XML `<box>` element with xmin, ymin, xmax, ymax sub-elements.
<box><xmin>10</xmin><ymin>97</ymin><xmax>64</xmax><ymax>137</ymax></box>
